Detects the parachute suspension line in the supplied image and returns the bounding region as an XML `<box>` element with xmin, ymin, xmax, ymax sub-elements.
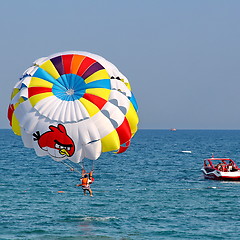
<box><xmin>61</xmin><ymin>161</ymin><xmax>81</xmax><ymax>175</ymax></box>
<box><xmin>78</xmin><ymin>160</ymin><xmax>94</xmax><ymax>176</ymax></box>
<box><xmin>79</xmin><ymin>161</ymin><xmax>84</xmax><ymax>170</ymax></box>
<box><xmin>78</xmin><ymin>161</ymin><xmax>86</xmax><ymax>177</ymax></box>
<box><xmin>61</xmin><ymin>161</ymin><xmax>72</xmax><ymax>170</ymax></box>
<box><xmin>92</xmin><ymin>160</ymin><xmax>94</xmax><ymax>172</ymax></box>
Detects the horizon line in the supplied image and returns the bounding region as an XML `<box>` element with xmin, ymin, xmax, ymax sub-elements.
<box><xmin>1</xmin><ymin>128</ymin><xmax>240</xmax><ymax>131</ymax></box>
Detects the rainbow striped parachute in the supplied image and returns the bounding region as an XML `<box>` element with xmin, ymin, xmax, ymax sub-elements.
<box><xmin>8</xmin><ymin>51</ymin><xmax>139</xmax><ymax>163</ymax></box>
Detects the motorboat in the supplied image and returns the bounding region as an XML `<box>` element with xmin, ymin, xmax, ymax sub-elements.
<box><xmin>201</xmin><ymin>157</ymin><xmax>240</xmax><ymax>181</ymax></box>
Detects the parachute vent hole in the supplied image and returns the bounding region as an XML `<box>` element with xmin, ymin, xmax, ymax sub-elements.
<box><xmin>66</xmin><ymin>89</ymin><xmax>75</xmax><ymax>96</ymax></box>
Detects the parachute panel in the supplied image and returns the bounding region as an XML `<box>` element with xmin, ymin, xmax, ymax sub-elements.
<box><xmin>71</xmin><ymin>55</ymin><xmax>85</xmax><ymax>74</ymax></box>
<box><xmin>84</xmin><ymin>69</ymin><xmax>110</xmax><ymax>84</ymax></box>
<box><xmin>80</xmin><ymin>98</ymin><xmax>100</xmax><ymax>117</ymax></box>
<box><xmin>39</xmin><ymin>60</ymin><xmax>61</xmax><ymax>79</ymax></box>
<box><xmin>11</xmin><ymin>88</ymin><xmax>20</xmax><ymax>100</ymax></box>
<box><xmin>29</xmin><ymin>92</ymin><xmax>53</xmax><ymax>107</ymax></box>
<box><xmin>116</xmin><ymin>118</ymin><xmax>132</xmax><ymax>145</ymax></box>
<box><xmin>29</xmin><ymin>77</ymin><xmax>54</xmax><ymax>88</ymax></box>
<box><xmin>11</xmin><ymin>113</ymin><xmax>21</xmax><ymax>135</ymax></box>
<box><xmin>101</xmin><ymin>130</ymin><xmax>120</xmax><ymax>152</ymax></box>
<box><xmin>125</xmin><ymin>102</ymin><xmax>139</xmax><ymax>136</ymax></box>
<box><xmin>85</xmin><ymin>88</ymin><xmax>111</xmax><ymax>101</ymax></box>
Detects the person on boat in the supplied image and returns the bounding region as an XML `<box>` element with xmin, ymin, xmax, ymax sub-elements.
<box><xmin>216</xmin><ymin>163</ymin><xmax>227</xmax><ymax>171</ymax></box>
<box><xmin>227</xmin><ymin>162</ymin><xmax>238</xmax><ymax>172</ymax></box>
<box><xmin>227</xmin><ymin>162</ymin><xmax>233</xmax><ymax>171</ymax></box>
<box><xmin>216</xmin><ymin>163</ymin><xmax>223</xmax><ymax>171</ymax></box>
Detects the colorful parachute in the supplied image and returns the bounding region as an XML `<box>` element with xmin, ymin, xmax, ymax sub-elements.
<box><xmin>8</xmin><ymin>51</ymin><xmax>139</xmax><ymax>163</ymax></box>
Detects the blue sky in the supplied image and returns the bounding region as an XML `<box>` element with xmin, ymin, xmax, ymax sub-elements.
<box><xmin>1</xmin><ymin>0</ymin><xmax>240</xmax><ymax>129</ymax></box>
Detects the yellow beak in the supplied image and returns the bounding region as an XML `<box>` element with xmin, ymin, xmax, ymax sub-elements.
<box><xmin>59</xmin><ymin>148</ymin><xmax>70</xmax><ymax>157</ymax></box>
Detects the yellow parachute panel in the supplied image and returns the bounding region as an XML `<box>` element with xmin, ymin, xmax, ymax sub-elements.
<box><xmin>80</xmin><ymin>98</ymin><xmax>100</xmax><ymax>117</ymax></box>
<box><xmin>18</xmin><ymin>97</ymin><xmax>26</xmax><ymax>104</ymax></box>
<box><xmin>11</xmin><ymin>113</ymin><xmax>21</xmax><ymax>136</ymax></box>
<box><xmin>101</xmin><ymin>130</ymin><xmax>120</xmax><ymax>152</ymax></box>
<box><xmin>85</xmin><ymin>88</ymin><xmax>111</xmax><ymax>101</ymax></box>
<box><xmin>126</xmin><ymin>103</ymin><xmax>139</xmax><ymax>135</ymax></box>
<box><xmin>85</xmin><ymin>69</ymin><xmax>110</xmax><ymax>84</ymax></box>
<box><xmin>14</xmin><ymin>102</ymin><xmax>20</xmax><ymax>110</ymax></box>
<box><xmin>29</xmin><ymin>77</ymin><xmax>53</xmax><ymax>88</ymax></box>
<box><xmin>29</xmin><ymin>92</ymin><xmax>53</xmax><ymax>107</ymax></box>
<box><xmin>39</xmin><ymin>60</ymin><xmax>61</xmax><ymax>79</ymax></box>
<box><xmin>11</xmin><ymin>88</ymin><xmax>20</xmax><ymax>100</ymax></box>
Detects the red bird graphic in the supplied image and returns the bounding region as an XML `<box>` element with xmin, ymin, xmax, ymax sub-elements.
<box><xmin>33</xmin><ymin>124</ymin><xmax>75</xmax><ymax>158</ymax></box>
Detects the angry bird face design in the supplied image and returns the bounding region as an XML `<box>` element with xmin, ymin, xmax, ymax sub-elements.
<box><xmin>33</xmin><ymin>124</ymin><xmax>75</xmax><ymax>159</ymax></box>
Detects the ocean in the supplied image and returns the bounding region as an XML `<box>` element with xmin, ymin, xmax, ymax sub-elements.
<box><xmin>1</xmin><ymin>129</ymin><xmax>240</xmax><ymax>240</ymax></box>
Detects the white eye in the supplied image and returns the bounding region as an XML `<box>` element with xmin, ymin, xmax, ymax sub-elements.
<box><xmin>67</xmin><ymin>147</ymin><xmax>70</xmax><ymax>151</ymax></box>
<box><xmin>60</xmin><ymin>146</ymin><xmax>64</xmax><ymax>149</ymax></box>
<box><xmin>55</xmin><ymin>143</ymin><xmax>60</xmax><ymax>149</ymax></box>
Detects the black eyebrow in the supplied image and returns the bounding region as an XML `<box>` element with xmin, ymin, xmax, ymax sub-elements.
<box><xmin>54</xmin><ymin>140</ymin><xmax>73</xmax><ymax>148</ymax></box>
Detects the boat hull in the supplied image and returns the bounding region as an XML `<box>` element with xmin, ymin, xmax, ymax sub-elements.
<box><xmin>201</xmin><ymin>168</ymin><xmax>240</xmax><ymax>181</ymax></box>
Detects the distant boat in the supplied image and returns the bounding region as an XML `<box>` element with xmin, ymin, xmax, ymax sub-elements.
<box><xmin>170</xmin><ymin>128</ymin><xmax>177</xmax><ymax>131</ymax></box>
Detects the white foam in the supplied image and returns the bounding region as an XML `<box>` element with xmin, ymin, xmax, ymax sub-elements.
<box><xmin>81</xmin><ymin>216</ymin><xmax>118</xmax><ymax>222</ymax></box>
<box><xmin>181</xmin><ymin>150</ymin><xmax>192</xmax><ymax>153</ymax></box>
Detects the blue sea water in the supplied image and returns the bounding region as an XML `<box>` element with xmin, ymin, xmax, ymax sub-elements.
<box><xmin>2</xmin><ymin>129</ymin><xmax>240</xmax><ymax>240</ymax></box>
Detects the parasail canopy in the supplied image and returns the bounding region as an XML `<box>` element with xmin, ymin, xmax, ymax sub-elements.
<box><xmin>8</xmin><ymin>51</ymin><xmax>139</xmax><ymax>163</ymax></box>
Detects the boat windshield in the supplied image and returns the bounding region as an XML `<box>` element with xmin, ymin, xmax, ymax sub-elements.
<box><xmin>205</xmin><ymin>159</ymin><xmax>239</xmax><ymax>172</ymax></box>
